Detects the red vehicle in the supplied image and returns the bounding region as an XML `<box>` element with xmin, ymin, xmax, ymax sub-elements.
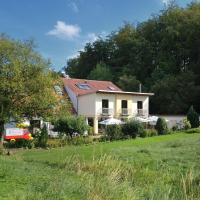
<box><xmin>4</xmin><ymin>128</ymin><xmax>33</xmax><ymax>141</ymax></box>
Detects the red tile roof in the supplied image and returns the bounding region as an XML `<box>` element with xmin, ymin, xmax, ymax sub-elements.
<box><xmin>62</xmin><ymin>78</ymin><xmax>122</xmax><ymax>96</ymax></box>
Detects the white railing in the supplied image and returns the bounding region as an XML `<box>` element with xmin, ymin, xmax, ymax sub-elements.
<box><xmin>101</xmin><ymin>108</ymin><xmax>113</xmax><ymax>116</ymax></box>
<box><xmin>120</xmin><ymin>108</ymin><xmax>131</xmax><ymax>116</ymax></box>
<box><xmin>137</xmin><ymin>109</ymin><xmax>148</xmax><ymax>116</ymax></box>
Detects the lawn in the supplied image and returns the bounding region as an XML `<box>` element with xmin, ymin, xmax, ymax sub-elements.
<box><xmin>0</xmin><ymin>132</ymin><xmax>200</xmax><ymax>200</ymax></box>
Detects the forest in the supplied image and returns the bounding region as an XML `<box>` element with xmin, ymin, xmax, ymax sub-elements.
<box><xmin>66</xmin><ymin>2</ymin><xmax>200</xmax><ymax>114</ymax></box>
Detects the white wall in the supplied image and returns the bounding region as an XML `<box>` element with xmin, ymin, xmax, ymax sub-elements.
<box><xmin>78</xmin><ymin>93</ymin><xmax>96</xmax><ymax>117</ymax></box>
<box><xmin>65</xmin><ymin>86</ymin><xmax>78</xmax><ymax>112</ymax></box>
<box><xmin>157</xmin><ymin>115</ymin><xmax>186</xmax><ymax>129</ymax></box>
<box><xmin>78</xmin><ymin>93</ymin><xmax>150</xmax><ymax>118</ymax></box>
<box><xmin>96</xmin><ymin>93</ymin><xmax>115</xmax><ymax>116</ymax></box>
<box><xmin>132</xmin><ymin>96</ymin><xmax>149</xmax><ymax>117</ymax></box>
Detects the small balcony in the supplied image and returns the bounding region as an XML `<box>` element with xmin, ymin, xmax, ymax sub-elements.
<box><xmin>120</xmin><ymin>108</ymin><xmax>131</xmax><ymax>116</ymax></box>
<box><xmin>137</xmin><ymin>109</ymin><xmax>147</xmax><ymax>116</ymax></box>
<box><xmin>101</xmin><ymin>108</ymin><xmax>113</xmax><ymax>116</ymax></box>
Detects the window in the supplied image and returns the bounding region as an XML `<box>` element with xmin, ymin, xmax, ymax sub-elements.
<box><xmin>121</xmin><ymin>100</ymin><xmax>127</xmax><ymax>109</ymax></box>
<box><xmin>76</xmin><ymin>83</ymin><xmax>91</xmax><ymax>90</ymax></box>
<box><xmin>102</xmin><ymin>99</ymin><xmax>109</xmax><ymax>108</ymax></box>
<box><xmin>108</xmin><ymin>86</ymin><xmax>115</xmax><ymax>90</ymax></box>
<box><xmin>137</xmin><ymin>101</ymin><xmax>143</xmax><ymax>109</ymax></box>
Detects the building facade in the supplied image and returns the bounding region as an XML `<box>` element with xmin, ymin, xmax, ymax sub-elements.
<box><xmin>63</xmin><ymin>78</ymin><xmax>154</xmax><ymax>134</ymax></box>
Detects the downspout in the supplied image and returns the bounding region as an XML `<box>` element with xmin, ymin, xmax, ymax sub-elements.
<box><xmin>76</xmin><ymin>95</ymin><xmax>79</xmax><ymax>116</ymax></box>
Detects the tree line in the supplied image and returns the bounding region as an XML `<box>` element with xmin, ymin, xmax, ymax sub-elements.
<box><xmin>66</xmin><ymin>2</ymin><xmax>200</xmax><ymax>114</ymax></box>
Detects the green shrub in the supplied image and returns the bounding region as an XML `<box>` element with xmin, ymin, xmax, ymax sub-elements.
<box><xmin>140</xmin><ymin>129</ymin><xmax>158</xmax><ymax>138</ymax></box>
<box><xmin>34</xmin><ymin>125</ymin><xmax>48</xmax><ymax>148</ymax></box>
<box><xmin>53</xmin><ymin>116</ymin><xmax>89</xmax><ymax>137</ymax></box>
<box><xmin>155</xmin><ymin>118</ymin><xmax>168</xmax><ymax>135</ymax></box>
<box><xmin>105</xmin><ymin>125</ymin><xmax>123</xmax><ymax>140</ymax></box>
<box><xmin>185</xmin><ymin>127</ymin><xmax>200</xmax><ymax>134</ymax></box>
<box><xmin>47</xmin><ymin>139</ymin><xmax>68</xmax><ymax>148</ymax></box>
<box><xmin>4</xmin><ymin>139</ymin><xmax>33</xmax><ymax>149</ymax></box>
<box><xmin>187</xmin><ymin>106</ymin><xmax>200</xmax><ymax>128</ymax></box>
<box><xmin>147</xmin><ymin>129</ymin><xmax>158</xmax><ymax>137</ymax></box>
<box><xmin>88</xmin><ymin>126</ymin><xmax>94</xmax><ymax>135</ymax></box>
<box><xmin>0</xmin><ymin>144</ymin><xmax>3</xmax><ymax>155</ymax></box>
<box><xmin>67</xmin><ymin>136</ymin><xmax>93</xmax><ymax>145</ymax></box>
<box><xmin>140</xmin><ymin>129</ymin><xmax>148</xmax><ymax>138</ymax></box>
<box><xmin>172</xmin><ymin>125</ymin><xmax>179</xmax><ymax>131</ymax></box>
<box><xmin>182</xmin><ymin>118</ymin><xmax>191</xmax><ymax>130</ymax></box>
<box><xmin>122</xmin><ymin>120</ymin><xmax>144</xmax><ymax>138</ymax></box>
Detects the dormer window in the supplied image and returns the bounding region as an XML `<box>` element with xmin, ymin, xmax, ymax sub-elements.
<box><xmin>108</xmin><ymin>86</ymin><xmax>115</xmax><ymax>90</ymax></box>
<box><xmin>76</xmin><ymin>83</ymin><xmax>91</xmax><ymax>90</ymax></box>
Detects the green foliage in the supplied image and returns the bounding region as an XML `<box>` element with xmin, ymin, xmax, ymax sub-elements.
<box><xmin>0</xmin><ymin>145</ymin><xmax>3</xmax><ymax>155</ymax></box>
<box><xmin>139</xmin><ymin>129</ymin><xmax>148</xmax><ymax>138</ymax></box>
<box><xmin>66</xmin><ymin>3</ymin><xmax>200</xmax><ymax>114</ymax></box>
<box><xmin>46</xmin><ymin>136</ymin><xmax>94</xmax><ymax>147</ymax></box>
<box><xmin>187</xmin><ymin>106</ymin><xmax>200</xmax><ymax>128</ymax></box>
<box><xmin>117</xmin><ymin>75</ymin><xmax>141</xmax><ymax>92</ymax></box>
<box><xmin>0</xmin><ymin>37</ymin><xmax>57</xmax><ymax>120</ymax></box>
<box><xmin>185</xmin><ymin>127</ymin><xmax>200</xmax><ymax>134</ymax></box>
<box><xmin>122</xmin><ymin>120</ymin><xmax>145</xmax><ymax>138</ymax></box>
<box><xmin>172</xmin><ymin>125</ymin><xmax>179</xmax><ymax>131</ymax></box>
<box><xmin>53</xmin><ymin>116</ymin><xmax>89</xmax><ymax>137</ymax></box>
<box><xmin>88</xmin><ymin>62</ymin><xmax>113</xmax><ymax>81</ymax></box>
<box><xmin>147</xmin><ymin>129</ymin><xmax>158</xmax><ymax>137</ymax></box>
<box><xmin>66</xmin><ymin>136</ymin><xmax>93</xmax><ymax>145</ymax></box>
<box><xmin>34</xmin><ymin>125</ymin><xmax>48</xmax><ymax>148</ymax></box>
<box><xmin>150</xmin><ymin>72</ymin><xmax>200</xmax><ymax>114</ymax></box>
<box><xmin>47</xmin><ymin>139</ymin><xmax>67</xmax><ymax>148</ymax></box>
<box><xmin>140</xmin><ymin>129</ymin><xmax>158</xmax><ymax>138</ymax></box>
<box><xmin>4</xmin><ymin>139</ymin><xmax>33</xmax><ymax>149</ymax></box>
<box><xmin>182</xmin><ymin>118</ymin><xmax>191</xmax><ymax>130</ymax></box>
<box><xmin>105</xmin><ymin>124</ymin><xmax>123</xmax><ymax>140</ymax></box>
<box><xmin>1</xmin><ymin>133</ymin><xmax>200</xmax><ymax>199</ymax></box>
<box><xmin>155</xmin><ymin>118</ymin><xmax>169</xmax><ymax>135</ymax></box>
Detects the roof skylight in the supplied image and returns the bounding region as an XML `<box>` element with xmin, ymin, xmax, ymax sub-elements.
<box><xmin>108</xmin><ymin>86</ymin><xmax>116</xmax><ymax>90</ymax></box>
<box><xmin>76</xmin><ymin>83</ymin><xmax>91</xmax><ymax>90</ymax></box>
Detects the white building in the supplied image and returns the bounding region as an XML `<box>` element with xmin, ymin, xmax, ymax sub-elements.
<box><xmin>63</xmin><ymin>78</ymin><xmax>154</xmax><ymax>134</ymax></box>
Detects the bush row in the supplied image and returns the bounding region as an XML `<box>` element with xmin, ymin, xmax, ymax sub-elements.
<box><xmin>104</xmin><ymin>118</ymin><xmax>170</xmax><ymax>141</ymax></box>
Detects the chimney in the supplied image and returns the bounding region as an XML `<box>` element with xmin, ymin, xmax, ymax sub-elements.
<box><xmin>139</xmin><ymin>83</ymin><xmax>142</xmax><ymax>93</ymax></box>
<box><xmin>65</xmin><ymin>74</ymin><xmax>70</xmax><ymax>79</ymax></box>
<box><xmin>61</xmin><ymin>71</ymin><xmax>69</xmax><ymax>79</ymax></box>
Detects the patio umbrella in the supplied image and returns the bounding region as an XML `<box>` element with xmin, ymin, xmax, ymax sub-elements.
<box><xmin>99</xmin><ymin>118</ymin><xmax>125</xmax><ymax>125</ymax></box>
<box><xmin>133</xmin><ymin>117</ymin><xmax>150</xmax><ymax>123</ymax></box>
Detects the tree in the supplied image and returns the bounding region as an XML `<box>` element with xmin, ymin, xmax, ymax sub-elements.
<box><xmin>35</xmin><ymin>124</ymin><xmax>48</xmax><ymax>148</ymax></box>
<box><xmin>117</xmin><ymin>75</ymin><xmax>141</xmax><ymax>92</ymax></box>
<box><xmin>88</xmin><ymin>62</ymin><xmax>113</xmax><ymax>81</ymax></box>
<box><xmin>150</xmin><ymin>72</ymin><xmax>200</xmax><ymax>114</ymax></box>
<box><xmin>122</xmin><ymin>120</ymin><xmax>145</xmax><ymax>138</ymax></box>
<box><xmin>187</xmin><ymin>106</ymin><xmax>199</xmax><ymax>128</ymax></box>
<box><xmin>0</xmin><ymin>36</ymin><xmax>57</xmax><ymax>123</ymax></box>
<box><xmin>64</xmin><ymin>3</ymin><xmax>200</xmax><ymax>114</ymax></box>
<box><xmin>155</xmin><ymin>118</ymin><xmax>168</xmax><ymax>135</ymax></box>
<box><xmin>53</xmin><ymin>116</ymin><xmax>88</xmax><ymax>137</ymax></box>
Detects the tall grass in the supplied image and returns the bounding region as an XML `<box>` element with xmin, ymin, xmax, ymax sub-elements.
<box><xmin>0</xmin><ymin>133</ymin><xmax>200</xmax><ymax>199</ymax></box>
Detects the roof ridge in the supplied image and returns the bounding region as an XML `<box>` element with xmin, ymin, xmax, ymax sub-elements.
<box><xmin>64</xmin><ymin>78</ymin><xmax>113</xmax><ymax>83</ymax></box>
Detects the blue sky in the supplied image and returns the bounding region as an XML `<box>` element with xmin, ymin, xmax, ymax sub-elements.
<box><xmin>0</xmin><ymin>0</ymin><xmax>196</xmax><ymax>70</ymax></box>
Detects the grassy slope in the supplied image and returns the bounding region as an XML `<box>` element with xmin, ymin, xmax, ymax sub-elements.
<box><xmin>0</xmin><ymin>133</ymin><xmax>200</xmax><ymax>200</ymax></box>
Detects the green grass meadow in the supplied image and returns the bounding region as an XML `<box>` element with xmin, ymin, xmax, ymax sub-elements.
<box><xmin>0</xmin><ymin>133</ymin><xmax>200</xmax><ymax>200</ymax></box>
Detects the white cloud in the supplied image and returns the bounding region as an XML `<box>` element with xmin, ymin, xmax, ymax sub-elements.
<box><xmin>66</xmin><ymin>52</ymin><xmax>80</xmax><ymax>60</ymax></box>
<box><xmin>84</xmin><ymin>31</ymin><xmax>107</xmax><ymax>44</ymax></box>
<box><xmin>162</xmin><ymin>0</ymin><xmax>170</xmax><ymax>5</ymax></box>
<box><xmin>87</xmin><ymin>33</ymin><xmax>99</xmax><ymax>43</ymax></box>
<box><xmin>68</xmin><ymin>2</ymin><xmax>79</xmax><ymax>13</ymax></box>
<box><xmin>47</xmin><ymin>21</ymin><xmax>81</xmax><ymax>40</ymax></box>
